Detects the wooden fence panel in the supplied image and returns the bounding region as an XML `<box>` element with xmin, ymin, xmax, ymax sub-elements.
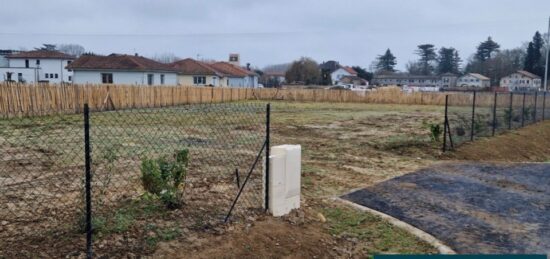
<box><xmin>0</xmin><ymin>83</ymin><xmax>487</xmax><ymax>117</ymax></box>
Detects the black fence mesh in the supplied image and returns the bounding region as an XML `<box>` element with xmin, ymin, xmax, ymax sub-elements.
<box><xmin>0</xmin><ymin>102</ymin><xmax>268</xmax><ymax>257</ymax></box>
<box><xmin>444</xmin><ymin>91</ymin><xmax>549</xmax><ymax>151</ymax></box>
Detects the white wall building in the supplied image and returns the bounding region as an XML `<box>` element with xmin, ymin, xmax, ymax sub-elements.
<box><xmin>500</xmin><ymin>70</ymin><xmax>541</xmax><ymax>92</ymax></box>
<box><xmin>456</xmin><ymin>73</ymin><xmax>490</xmax><ymax>88</ymax></box>
<box><xmin>210</xmin><ymin>62</ymin><xmax>259</xmax><ymax>88</ymax></box>
<box><xmin>0</xmin><ymin>50</ymin><xmax>75</xmax><ymax>83</ymax></box>
<box><xmin>68</xmin><ymin>54</ymin><xmax>178</xmax><ymax>86</ymax></box>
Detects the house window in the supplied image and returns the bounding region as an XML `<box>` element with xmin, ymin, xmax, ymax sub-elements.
<box><xmin>17</xmin><ymin>73</ymin><xmax>23</xmax><ymax>82</ymax></box>
<box><xmin>54</xmin><ymin>74</ymin><xmax>58</xmax><ymax>79</ymax></box>
<box><xmin>45</xmin><ymin>73</ymin><xmax>49</xmax><ymax>78</ymax></box>
<box><xmin>147</xmin><ymin>74</ymin><xmax>154</xmax><ymax>85</ymax></box>
<box><xmin>25</xmin><ymin>60</ymin><xmax>29</xmax><ymax>68</ymax></box>
<box><xmin>36</xmin><ymin>60</ymin><xmax>40</xmax><ymax>65</ymax></box>
<box><xmin>101</xmin><ymin>73</ymin><xmax>113</xmax><ymax>84</ymax></box>
<box><xmin>68</xmin><ymin>76</ymin><xmax>72</xmax><ymax>82</ymax></box>
<box><xmin>160</xmin><ymin>74</ymin><xmax>165</xmax><ymax>85</ymax></box>
<box><xmin>50</xmin><ymin>73</ymin><xmax>54</xmax><ymax>78</ymax></box>
<box><xmin>193</xmin><ymin>76</ymin><xmax>206</xmax><ymax>85</ymax></box>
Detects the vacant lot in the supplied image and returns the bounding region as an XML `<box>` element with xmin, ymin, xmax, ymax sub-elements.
<box><xmin>4</xmin><ymin>101</ymin><xmax>549</xmax><ymax>258</ymax></box>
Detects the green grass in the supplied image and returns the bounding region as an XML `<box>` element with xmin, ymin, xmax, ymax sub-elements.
<box><xmin>323</xmin><ymin>207</ymin><xmax>437</xmax><ymax>256</ymax></box>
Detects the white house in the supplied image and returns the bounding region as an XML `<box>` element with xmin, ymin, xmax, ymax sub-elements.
<box><xmin>171</xmin><ymin>58</ymin><xmax>225</xmax><ymax>87</ymax></box>
<box><xmin>0</xmin><ymin>50</ymin><xmax>75</xmax><ymax>83</ymax></box>
<box><xmin>331</xmin><ymin>67</ymin><xmax>357</xmax><ymax>85</ymax></box>
<box><xmin>456</xmin><ymin>73</ymin><xmax>490</xmax><ymax>88</ymax></box>
<box><xmin>209</xmin><ymin>62</ymin><xmax>259</xmax><ymax>88</ymax></box>
<box><xmin>500</xmin><ymin>70</ymin><xmax>541</xmax><ymax>92</ymax></box>
<box><xmin>67</xmin><ymin>54</ymin><xmax>178</xmax><ymax>85</ymax></box>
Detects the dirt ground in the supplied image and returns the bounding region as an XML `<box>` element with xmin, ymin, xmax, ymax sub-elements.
<box><xmin>3</xmin><ymin>102</ymin><xmax>550</xmax><ymax>258</ymax></box>
<box><xmin>157</xmin><ymin>104</ymin><xmax>550</xmax><ymax>259</ymax></box>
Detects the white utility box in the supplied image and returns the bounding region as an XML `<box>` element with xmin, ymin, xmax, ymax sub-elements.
<box><xmin>268</xmin><ymin>145</ymin><xmax>301</xmax><ymax>217</ymax></box>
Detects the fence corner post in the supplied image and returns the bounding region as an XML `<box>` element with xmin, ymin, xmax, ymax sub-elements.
<box><xmin>442</xmin><ymin>95</ymin><xmax>448</xmax><ymax>152</ymax></box>
<box><xmin>492</xmin><ymin>92</ymin><xmax>497</xmax><ymax>136</ymax></box>
<box><xmin>83</xmin><ymin>103</ymin><xmax>93</xmax><ymax>259</ymax></box>
<box><xmin>265</xmin><ymin>103</ymin><xmax>270</xmax><ymax>212</ymax></box>
<box><xmin>521</xmin><ymin>92</ymin><xmax>526</xmax><ymax>127</ymax></box>
<box><xmin>543</xmin><ymin>92</ymin><xmax>547</xmax><ymax>120</ymax></box>
<box><xmin>470</xmin><ymin>91</ymin><xmax>476</xmax><ymax>141</ymax></box>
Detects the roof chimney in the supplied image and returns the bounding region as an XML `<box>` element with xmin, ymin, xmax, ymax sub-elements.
<box><xmin>134</xmin><ymin>53</ymin><xmax>139</xmax><ymax>57</ymax></box>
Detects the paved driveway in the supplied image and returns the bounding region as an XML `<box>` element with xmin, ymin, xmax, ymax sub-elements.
<box><xmin>342</xmin><ymin>163</ymin><xmax>550</xmax><ymax>254</ymax></box>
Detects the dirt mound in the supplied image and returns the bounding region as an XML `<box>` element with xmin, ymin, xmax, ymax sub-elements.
<box><xmin>153</xmin><ymin>215</ymin><xmax>339</xmax><ymax>259</ymax></box>
<box><xmin>443</xmin><ymin>121</ymin><xmax>550</xmax><ymax>162</ymax></box>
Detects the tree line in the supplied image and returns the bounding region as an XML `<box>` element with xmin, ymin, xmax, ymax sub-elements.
<box><xmin>375</xmin><ymin>32</ymin><xmax>548</xmax><ymax>86</ymax></box>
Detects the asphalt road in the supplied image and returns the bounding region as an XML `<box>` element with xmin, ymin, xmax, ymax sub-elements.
<box><xmin>343</xmin><ymin>163</ymin><xmax>550</xmax><ymax>254</ymax></box>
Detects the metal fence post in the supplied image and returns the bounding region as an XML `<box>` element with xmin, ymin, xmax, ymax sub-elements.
<box><xmin>521</xmin><ymin>92</ymin><xmax>526</xmax><ymax>127</ymax></box>
<box><xmin>470</xmin><ymin>91</ymin><xmax>476</xmax><ymax>141</ymax></box>
<box><xmin>83</xmin><ymin>104</ymin><xmax>93</xmax><ymax>259</ymax></box>
<box><xmin>534</xmin><ymin>92</ymin><xmax>538</xmax><ymax>123</ymax></box>
<box><xmin>509</xmin><ymin>92</ymin><xmax>513</xmax><ymax>130</ymax></box>
<box><xmin>492</xmin><ymin>92</ymin><xmax>497</xmax><ymax>136</ymax></box>
<box><xmin>544</xmin><ymin>92</ymin><xmax>547</xmax><ymax>120</ymax></box>
<box><xmin>442</xmin><ymin>95</ymin><xmax>448</xmax><ymax>152</ymax></box>
<box><xmin>264</xmin><ymin>103</ymin><xmax>270</xmax><ymax>211</ymax></box>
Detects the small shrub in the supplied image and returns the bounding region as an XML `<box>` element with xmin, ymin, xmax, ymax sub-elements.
<box><xmin>141</xmin><ymin>149</ymin><xmax>189</xmax><ymax>209</ymax></box>
<box><xmin>523</xmin><ymin>107</ymin><xmax>532</xmax><ymax>121</ymax></box>
<box><xmin>428</xmin><ymin>124</ymin><xmax>441</xmax><ymax>142</ymax></box>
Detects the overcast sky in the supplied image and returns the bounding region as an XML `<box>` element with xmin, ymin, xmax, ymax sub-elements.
<box><xmin>1</xmin><ymin>0</ymin><xmax>549</xmax><ymax>70</ymax></box>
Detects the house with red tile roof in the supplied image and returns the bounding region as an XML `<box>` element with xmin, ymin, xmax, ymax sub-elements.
<box><xmin>209</xmin><ymin>61</ymin><xmax>259</xmax><ymax>88</ymax></box>
<box><xmin>0</xmin><ymin>50</ymin><xmax>75</xmax><ymax>83</ymax></box>
<box><xmin>319</xmin><ymin>60</ymin><xmax>360</xmax><ymax>85</ymax></box>
<box><xmin>331</xmin><ymin>66</ymin><xmax>358</xmax><ymax>85</ymax></box>
<box><xmin>67</xmin><ymin>53</ymin><xmax>178</xmax><ymax>85</ymax></box>
<box><xmin>171</xmin><ymin>58</ymin><xmax>225</xmax><ymax>87</ymax></box>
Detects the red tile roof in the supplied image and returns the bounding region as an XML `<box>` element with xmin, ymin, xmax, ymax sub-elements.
<box><xmin>7</xmin><ymin>50</ymin><xmax>75</xmax><ymax>59</ymax></box>
<box><xmin>343</xmin><ymin>66</ymin><xmax>357</xmax><ymax>75</ymax></box>
<box><xmin>209</xmin><ymin>62</ymin><xmax>250</xmax><ymax>77</ymax></box>
<box><xmin>171</xmin><ymin>58</ymin><xmax>221</xmax><ymax>76</ymax></box>
<box><xmin>67</xmin><ymin>54</ymin><xmax>177</xmax><ymax>72</ymax></box>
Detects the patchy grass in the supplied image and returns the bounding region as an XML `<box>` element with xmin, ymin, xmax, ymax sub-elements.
<box><xmin>323</xmin><ymin>206</ymin><xmax>437</xmax><ymax>256</ymax></box>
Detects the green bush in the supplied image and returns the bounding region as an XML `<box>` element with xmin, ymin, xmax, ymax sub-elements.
<box><xmin>141</xmin><ymin>149</ymin><xmax>189</xmax><ymax>209</ymax></box>
<box><xmin>428</xmin><ymin>124</ymin><xmax>441</xmax><ymax>142</ymax></box>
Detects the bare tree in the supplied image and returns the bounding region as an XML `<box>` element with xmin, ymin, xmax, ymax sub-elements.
<box><xmin>285</xmin><ymin>57</ymin><xmax>320</xmax><ymax>85</ymax></box>
<box><xmin>151</xmin><ymin>53</ymin><xmax>180</xmax><ymax>63</ymax></box>
<box><xmin>57</xmin><ymin>44</ymin><xmax>85</xmax><ymax>57</ymax></box>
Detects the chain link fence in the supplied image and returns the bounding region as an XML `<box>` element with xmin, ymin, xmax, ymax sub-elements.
<box><xmin>1</xmin><ymin>102</ymin><xmax>269</xmax><ymax>258</ymax></box>
<box><xmin>443</xmin><ymin>91</ymin><xmax>549</xmax><ymax>151</ymax></box>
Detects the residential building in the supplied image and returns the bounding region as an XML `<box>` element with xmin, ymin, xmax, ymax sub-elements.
<box><xmin>500</xmin><ymin>70</ymin><xmax>541</xmax><ymax>92</ymax></box>
<box><xmin>372</xmin><ymin>73</ymin><xmax>442</xmax><ymax>87</ymax></box>
<box><xmin>339</xmin><ymin>75</ymin><xmax>368</xmax><ymax>86</ymax></box>
<box><xmin>0</xmin><ymin>50</ymin><xmax>20</xmax><ymax>67</ymax></box>
<box><xmin>440</xmin><ymin>73</ymin><xmax>459</xmax><ymax>88</ymax></box>
<box><xmin>171</xmin><ymin>58</ymin><xmax>225</xmax><ymax>87</ymax></box>
<box><xmin>456</xmin><ymin>73</ymin><xmax>490</xmax><ymax>88</ymax></box>
<box><xmin>209</xmin><ymin>62</ymin><xmax>259</xmax><ymax>88</ymax></box>
<box><xmin>331</xmin><ymin>67</ymin><xmax>357</xmax><ymax>85</ymax></box>
<box><xmin>0</xmin><ymin>50</ymin><xmax>75</xmax><ymax>83</ymax></box>
<box><xmin>67</xmin><ymin>54</ymin><xmax>178</xmax><ymax>85</ymax></box>
<box><xmin>318</xmin><ymin>60</ymin><xmax>359</xmax><ymax>85</ymax></box>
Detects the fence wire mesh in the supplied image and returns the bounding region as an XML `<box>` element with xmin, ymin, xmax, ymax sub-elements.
<box><xmin>444</xmin><ymin>91</ymin><xmax>549</xmax><ymax>151</ymax></box>
<box><xmin>0</xmin><ymin>102</ymin><xmax>268</xmax><ymax>258</ymax></box>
